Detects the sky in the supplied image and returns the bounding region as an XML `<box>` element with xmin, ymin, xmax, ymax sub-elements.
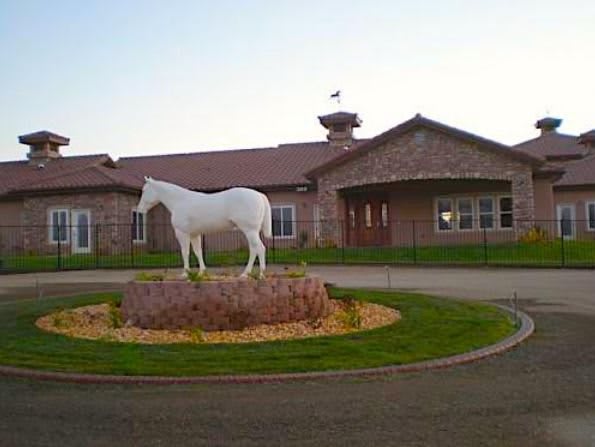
<box><xmin>0</xmin><ymin>0</ymin><xmax>593</xmax><ymax>162</ymax></box>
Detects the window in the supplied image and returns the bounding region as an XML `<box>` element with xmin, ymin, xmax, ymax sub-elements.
<box><xmin>381</xmin><ymin>202</ymin><xmax>389</xmax><ymax>228</ymax></box>
<box><xmin>478</xmin><ymin>197</ymin><xmax>495</xmax><ymax>229</ymax></box>
<box><xmin>132</xmin><ymin>209</ymin><xmax>146</xmax><ymax>242</ymax></box>
<box><xmin>49</xmin><ymin>209</ymin><xmax>69</xmax><ymax>243</ymax></box>
<box><xmin>272</xmin><ymin>205</ymin><xmax>295</xmax><ymax>238</ymax></box>
<box><xmin>348</xmin><ymin>205</ymin><xmax>356</xmax><ymax>229</ymax></box>
<box><xmin>364</xmin><ymin>203</ymin><xmax>372</xmax><ymax>228</ymax></box>
<box><xmin>499</xmin><ymin>196</ymin><xmax>513</xmax><ymax>229</ymax></box>
<box><xmin>587</xmin><ymin>202</ymin><xmax>595</xmax><ymax>231</ymax></box>
<box><xmin>457</xmin><ymin>198</ymin><xmax>474</xmax><ymax>230</ymax></box>
<box><xmin>437</xmin><ymin>198</ymin><xmax>453</xmax><ymax>231</ymax></box>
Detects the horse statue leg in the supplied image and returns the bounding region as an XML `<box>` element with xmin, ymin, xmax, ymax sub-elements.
<box><xmin>191</xmin><ymin>234</ymin><xmax>206</xmax><ymax>273</ymax></box>
<box><xmin>240</xmin><ymin>229</ymin><xmax>266</xmax><ymax>278</ymax></box>
<box><xmin>174</xmin><ymin>229</ymin><xmax>191</xmax><ymax>278</ymax></box>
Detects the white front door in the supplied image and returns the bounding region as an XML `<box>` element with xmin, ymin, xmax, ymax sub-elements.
<box><xmin>556</xmin><ymin>204</ymin><xmax>576</xmax><ymax>240</ymax></box>
<box><xmin>71</xmin><ymin>209</ymin><xmax>91</xmax><ymax>254</ymax></box>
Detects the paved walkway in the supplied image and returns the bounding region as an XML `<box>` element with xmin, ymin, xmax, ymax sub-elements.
<box><xmin>2</xmin><ymin>265</ymin><xmax>594</xmax><ymax>314</ymax></box>
<box><xmin>1</xmin><ymin>266</ymin><xmax>595</xmax><ymax>445</ymax></box>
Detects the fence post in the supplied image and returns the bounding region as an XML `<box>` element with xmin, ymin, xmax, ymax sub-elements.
<box><xmin>341</xmin><ymin>220</ymin><xmax>345</xmax><ymax>264</ymax></box>
<box><xmin>271</xmin><ymin>231</ymin><xmax>275</xmax><ymax>264</ymax></box>
<box><xmin>130</xmin><ymin>224</ymin><xmax>134</xmax><ymax>268</ymax></box>
<box><xmin>483</xmin><ymin>226</ymin><xmax>488</xmax><ymax>265</ymax></box>
<box><xmin>57</xmin><ymin>225</ymin><xmax>62</xmax><ymax>270</ymax></box>
<box><xmin>94</xmin><ymin>224</ymin><xmax>100</xmax><ymax>268</ymax></box>
<box><xmin>560</xmin><ymin>219</ymin><xmax>565</xmax><ymax>267</ymax></box>
<box><xmin>412</xmin><ymin>220</ymin><xmax>417</xmax><ymax>264</ymax></box>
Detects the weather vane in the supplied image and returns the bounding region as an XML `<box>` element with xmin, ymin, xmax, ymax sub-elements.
<box><xmin>329</xmin><ymin>90</ymin><xmax>341</xmax><ymax>104</ymax></box>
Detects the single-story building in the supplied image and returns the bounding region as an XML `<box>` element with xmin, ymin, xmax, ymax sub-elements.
<box><xmin>0</xmin><ymin>112</ymin><xmax>593</xmax><ymax>256</ymax></box>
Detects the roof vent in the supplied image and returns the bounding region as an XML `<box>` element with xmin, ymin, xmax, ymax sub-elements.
<box><xmin>535</xmin><ymin>117</ymin><xmax>562</xmax><ymax>135</ymax></box>
<box><xmin>318</xmin><ymin>111</ymin><xmax>361</xmax><ymax>148</ymax></box>
<box><xmin>18</xmin><ymin>130</ymin><xmax>70</xmax><ymax>165</ymax></box>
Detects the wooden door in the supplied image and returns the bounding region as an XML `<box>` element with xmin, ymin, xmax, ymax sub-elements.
<box><xmin>346</xmin><ymin>196</ymin><xmax>391</xmax><ymax>246</ymax></box>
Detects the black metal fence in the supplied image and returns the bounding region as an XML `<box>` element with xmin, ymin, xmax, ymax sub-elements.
<box><xmin>0</xmin><ymin>219</ymin><xmax>594</xmax><ymax>273</ymax></box>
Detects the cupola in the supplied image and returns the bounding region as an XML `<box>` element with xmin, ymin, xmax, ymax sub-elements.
<box><xmin>18</xmin><ymin>131</ymin><xmax>70</xmax><ymax>165</ymax></box>
<box><xmin>535</xmin><ymin>117</ymin><xmax>562</xmax><ymax>135</ymax></box>
<box><xmin>318</xmin><ymin>111</ymin><xmax>361</xmax><ymax>148</ymax></box>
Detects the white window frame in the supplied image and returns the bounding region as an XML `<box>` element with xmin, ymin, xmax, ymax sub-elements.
<box><xmin>435</xmin><ymin>197</ymin><xmax>454</xmax><ymax>232</ymax></box>
<box><xmin>477</xmin><ymin>196</ymin><xmax>495</xmax><ymax>231</ymax></box>
<box><xmin>313</xmin><ymin>204</ymin><xmax>321</xmax><ymax>241</ymax></box>
<box><xmin>456</xmin><ymin>197</ymin><xmax>474</xmax><ymax>231</ymax></box>
<box><xmin>131</xmin><ymin>208</ymin><xmax>147</xmax><ymax>243</ymax></box>
<box><xmin>498</xmin><ymin>195</ymin><xmax>514</xmax><ymax>230</ymax></box>
<box><xmin>271</xmin><ymin>204</ymin><xmax>296</xmax><ymax>239</ymax></box>
<box><xmin>48</xmin><ymin>208</ymin><xmax>70</xmax><ymax>244</ymax></box>
<box><xmin>585</xmin><ymin>201</ymin><xmax>595</xmax><ymax>232</ymax></box>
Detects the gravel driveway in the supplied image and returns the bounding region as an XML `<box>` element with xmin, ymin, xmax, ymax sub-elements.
<box><xmin>0</xmin><ymin>266</ymin><xmax>594</xmax><ymax>446</ymax></box>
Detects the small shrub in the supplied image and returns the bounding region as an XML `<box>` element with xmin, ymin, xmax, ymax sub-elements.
<box><xmin>187</xmin><ymin>271</ymin><xmax>211</xmax><ymax>282</ymax></box>
<box><xmin>286</xmin><ymin>261</ymin><xmax>308</xmax><ymax>278</ymax></box>
<box><xmin>52</xmin><ymin>309</ymin><xmax>73</xmax><ymax>329</ymax></box>
<box><xmin>189</xmin><ymin>326</ymin><xmax>205</xmax><ymax>343</ymax></box>
<box><xmin>519</xmin><ymin>226</ymin><xmax>549</xmax><ymax>244</ymax></box>
<box><xmin>298</xmin><ymin>230</ymin><xmax>309</xmax><ymax>249</ymax></box>
<box><xmin>135</xmin><ymin>271</ymin><xmax>165</xmax><ymax>281</ymax></box>
<box><xmin>338</xmin><ymin>297</ymin><xmax>362</xmax><ymax>330</ymax></box>
<box><xmin>321</xmin><ymin>238</ymin><xmax>337</xmax><ymax>249</ymax></box>
<box><xmin>247</xmin><ymin>270</ymin><xmax>263</xmax><ymax>280</ymax></box>
<box><xmin>108</xmin><ymin>301</ymin><xmax>122</xmax><ymax>329</ymax></box>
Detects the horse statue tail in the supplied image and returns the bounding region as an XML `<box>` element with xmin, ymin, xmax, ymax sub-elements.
<box><xmin>261</xmin><ymin>193</ymin><xmax>273</xmax><ymax>238</ymax></box>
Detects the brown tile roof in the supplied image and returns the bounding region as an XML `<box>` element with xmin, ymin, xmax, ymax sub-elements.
<box><xmin>307</xmin><ymin>114</ymin><xmax>543</xmax><ymax>178</ymax></box>
<box><xmin>9</xmin><ymin>164</ymin><xmax>143</xmax><ymax>194</ymax></box>
<box><xmin>554</xmin><ymin>154</ymin><xmax>595</xmax><ymax>187</ymax></box>
<box><xmin>118</xmin><ymin>142</ymin><xmax>352</xmax><ymax>191</ymax></box>
<box><xmin>0</xmin><ymin>154</ymin><xmax>115</xmax><ymax>196</ymax></box>
<box><xmin>514</xmin><ymin>132</ymin><xmax>588</xmax><ymax>160</ymax></box>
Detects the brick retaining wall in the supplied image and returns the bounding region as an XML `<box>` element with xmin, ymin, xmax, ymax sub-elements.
<box><xmin>121</xmin><ymin>276</ymin><xmax>331</xmax><ymax>331</ymax></box>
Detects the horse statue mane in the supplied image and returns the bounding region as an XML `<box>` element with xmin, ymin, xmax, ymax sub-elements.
<box><xmin>137</xmin><ymin>177</ymin><xmax>272</xmax><ymax>278</ymax></box>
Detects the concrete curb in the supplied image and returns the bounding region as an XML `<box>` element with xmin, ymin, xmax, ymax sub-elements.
<box><xmin>0</xmin><ymin>305</ymin><xmax>534</xmax><ymax>385</ymax></box>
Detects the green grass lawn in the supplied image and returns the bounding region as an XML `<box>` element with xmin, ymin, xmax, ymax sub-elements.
<box><xmin>0</xmin><ymin>288</ymin><xmax>515</xmax><ymax>376</ymax></box>
<box><xmin>3</xmin><ymin>240</ymin><xmax>595</xmax><ymax>272</ymax></box>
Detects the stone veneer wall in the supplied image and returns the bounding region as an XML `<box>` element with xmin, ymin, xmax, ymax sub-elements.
<box><xmin>22</xmin><ymin>191</ymin><xmax>139</xmax><ymax>254</ymax></box>
<box><xmin>317</xmin><ymin>128</ymin><xmax>536</xmax><ymax>241</ymax></box>
<box><xmin>121</xmin><ymin>276</ymin><xmax>332</xmax><ymax>331</ymax></box>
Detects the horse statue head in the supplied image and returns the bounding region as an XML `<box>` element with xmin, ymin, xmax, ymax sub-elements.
<box><xmin>137</xmin><ymin>176</ymin><xmax>160</xmax><ymax>213</ymax></box>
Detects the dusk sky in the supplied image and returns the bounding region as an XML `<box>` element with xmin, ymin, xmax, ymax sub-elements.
<box><xmin>0</xmin><ymin>0</ymin><xmax>593</xmax><ymax>162</ymax></box>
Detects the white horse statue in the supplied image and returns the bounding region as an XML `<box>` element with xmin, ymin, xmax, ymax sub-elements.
<box><xmin>136</xmin><ymin>177</ymin><xmax>272</xmax><ymax>278</ymax></box>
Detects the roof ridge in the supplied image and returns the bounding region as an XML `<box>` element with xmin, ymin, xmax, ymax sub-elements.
<box><xmin>118</xmin><ymin>146</ymin><xmax>279</xmax><ymax>161</ymax></box>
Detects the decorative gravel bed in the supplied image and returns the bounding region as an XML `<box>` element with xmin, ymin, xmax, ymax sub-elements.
<box><xmin>36</xmin><ymin>299</ymin><xmax>400</xmax><ymax>344</ymax></box>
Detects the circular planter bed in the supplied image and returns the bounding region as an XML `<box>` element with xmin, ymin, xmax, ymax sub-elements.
<box><xmin>122</xmin><ymin>276</ymin><xmax>332</xmax><ymax>331</ymax></box>
<box><xmin>0</xmin><ymin>288</ymin><xmax>522</xmax><ymax>378</ymax></box>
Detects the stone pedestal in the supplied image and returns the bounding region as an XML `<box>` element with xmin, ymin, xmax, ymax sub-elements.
<box><xmin>121</xmin><ymin>276</ymin><xmax>331</xmax><ymax>331</ymax></box>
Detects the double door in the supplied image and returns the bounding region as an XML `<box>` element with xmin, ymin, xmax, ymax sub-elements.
<box><xmin>346</xmin><ymin>196</ymin><xmax>391</xmax><ymax>246</ymax></box>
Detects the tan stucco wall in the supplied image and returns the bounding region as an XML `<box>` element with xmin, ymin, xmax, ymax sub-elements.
<box><xmin>533</xmin><ymin>178</ymin><xmax>555</xmax><ymax>221</ymax></box>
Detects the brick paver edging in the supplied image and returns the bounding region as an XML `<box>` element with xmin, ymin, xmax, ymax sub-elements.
<box><xmin>0</xmin><ymin>305</ymin><xmax>533</xmax><ymax>385</ymax></box>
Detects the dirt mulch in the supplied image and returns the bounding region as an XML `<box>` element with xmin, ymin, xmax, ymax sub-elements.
<box><xmin>35</xmin><ymin>300</ymin><xmax>400</xmax><ymax>345</ymax></box>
